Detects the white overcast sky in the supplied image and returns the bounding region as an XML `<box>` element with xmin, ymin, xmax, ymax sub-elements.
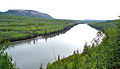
<box><xmin>0</xmin><ymin>0</ymin><xmax>120</xmax><ymax>20</ymax></box>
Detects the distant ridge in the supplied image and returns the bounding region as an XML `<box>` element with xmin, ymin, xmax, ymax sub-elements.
<box><xmin>0</xmin><ymin>9</ymin><xmax>53</xmax><ymax>19</ymax></box>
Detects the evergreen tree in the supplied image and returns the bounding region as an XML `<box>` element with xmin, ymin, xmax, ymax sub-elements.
<box><xmin>40</xmin><ymin>64</ymin><xmax>43</xmax><ymax>69</ymax></box>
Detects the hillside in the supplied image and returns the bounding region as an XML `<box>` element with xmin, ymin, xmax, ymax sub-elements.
<box><xmin>0</xmin><ymin>15</ymin><xmax>77</xmax><ymax>42</ymax></box>
<box><xmin>46</xmin><ymin>20</ymin><xmax>120</xmax><ymax>69</ymax></box>
<box><xmin>0</xmin><ymin>9</ymin><xmax>53</xmax><ymax>19</ymax></box>
<box><xmin>88</xmin><ymin>20</ymin><xmax>117</xmax><ymax>32</ymax></box>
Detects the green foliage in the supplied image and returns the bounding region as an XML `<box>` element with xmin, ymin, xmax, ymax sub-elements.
<box><xmin>46</xmin><ymin>20</ymin><xmax>120</xmax><ymax>69</ymax></box>
<box><xmin>40</xmin><ymin>64</ymin><xmax>43</xmax><ymax>69</ymax></box>
<box><xmin>88</xmin><ymin>20</ymin><xmax>117</xmax><ymax>32</ymax></box>
<box><xmin>0</xmin><ymin>41</ymin><xmax>18</xmax><ymax>69</ymax></box>
<box><xmin>0</xmin><ymin>15</ymin><xmax>74</xmax><ymax>42</ymax></box>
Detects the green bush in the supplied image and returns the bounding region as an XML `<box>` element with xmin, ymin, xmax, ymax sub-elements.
<box><xmin>0</xmin><ymin>41</ymin><xmax>18</xmax><ymax>69</ymax></box>
<box><xmin>46</xmin><ymin>20</ymin><xmax>120</xmax><ymax>69</ymax></box>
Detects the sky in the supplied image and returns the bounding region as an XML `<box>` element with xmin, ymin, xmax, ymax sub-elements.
<box><xmin>0</xmin><ymin>0</ymin><xmax>120</xmax><ymax>20</ymax></box>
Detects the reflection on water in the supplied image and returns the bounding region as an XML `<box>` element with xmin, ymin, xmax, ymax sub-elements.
<box><xmin>6</xmin><ymin>24</ymin><xmax>98</xmax><ymax>69</ymax></box>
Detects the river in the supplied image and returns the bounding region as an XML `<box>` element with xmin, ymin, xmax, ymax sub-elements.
<box><xmin>6</xmin><ymin>24</ymin><xmax>98</xmax><ymax>69</ymax></box>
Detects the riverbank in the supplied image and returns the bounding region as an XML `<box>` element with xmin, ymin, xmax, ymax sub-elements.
<box><xmin>87</xmin><ymin>20</ymin><xmax>117</xmax><ymax>33</ymax></box>
<box><xmin>0</xmin><ymin>15</ymin><xmax>80</xmax><ymax>43</ymax></box>
<box><xmin>6</xmin><ymin>24</ymin><xmax>98</xmax><ymax>69</ymax></box>
<box><xmin>10</xmin><ymin>23</ymin><xmax>78</xmax><ymax>44</ymax></box>
<box><xmin>46</xmin><ymin>21</ymin><xmax>120</xmax><ymax>69</ymax></box>
<box><xmin>87</xmin><ymin>23</ymin><xmax>104</xmax><ymax>32</ymax></box>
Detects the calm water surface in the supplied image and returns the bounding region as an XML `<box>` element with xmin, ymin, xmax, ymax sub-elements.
<box><xmin>6</xmin><ymin>24</ymin><xmax>98</xmax><ymax>69</ymax></box>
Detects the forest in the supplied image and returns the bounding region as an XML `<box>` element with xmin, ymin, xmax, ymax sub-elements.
<box><xmin>0</xmin><ymin>15</ymin><xmax>120</xmax><ymax>69</ymax></box>
<box><xmin>0</xmin><ymin>15</ymin><xmax>78</xmax><ymax>42</ymax></box>
<box><xmin>46</xmin><ymin>20</ymin><xmax>120</xmax><ymax>69</ymax></box>
<box><xmin>88</xmin><ymin>20</ymin><xmax>117</xmax><ymax>32</ymax></box>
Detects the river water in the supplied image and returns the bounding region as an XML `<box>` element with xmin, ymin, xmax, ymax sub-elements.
<box><xmin>6</xmin><ymin>24</ymin><xmax>98</xmax><ymax>69</ymax></box>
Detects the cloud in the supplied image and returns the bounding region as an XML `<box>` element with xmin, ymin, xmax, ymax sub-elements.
<box><xmin>0</xmin><ymin>0</ymin><xmax>120</xmax><ymax>20</ymax></box>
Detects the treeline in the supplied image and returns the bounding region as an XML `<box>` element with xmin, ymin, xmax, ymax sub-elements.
<box><xmin>88</xmin><ymin>20</ymin><xmax>117</xmax><ymax>32</ymax></box>
<box><xmin>0</xmin><ymin>15</ymin><xmax>77</xmax><ymax>43</ymax></box>
<box><xmin>46</xmin><ymin>20</ymin><xmax>120</xmax><ymax>69</ymax></box>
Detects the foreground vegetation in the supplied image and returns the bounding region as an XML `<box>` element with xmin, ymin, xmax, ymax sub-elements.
<box><xmin>0</xmin><ymin>40</ymin><xmax>19</xmax><ymax>69</ymax></box>
<box><xmin>0</xmin><ymin>15</ymin><xmax>77</xmax><ymax>42</ymax></box>
<box><xmin>46</xmin><ymin>20</ymin><xmax>120</xmax><ymax>69</ymax></box>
